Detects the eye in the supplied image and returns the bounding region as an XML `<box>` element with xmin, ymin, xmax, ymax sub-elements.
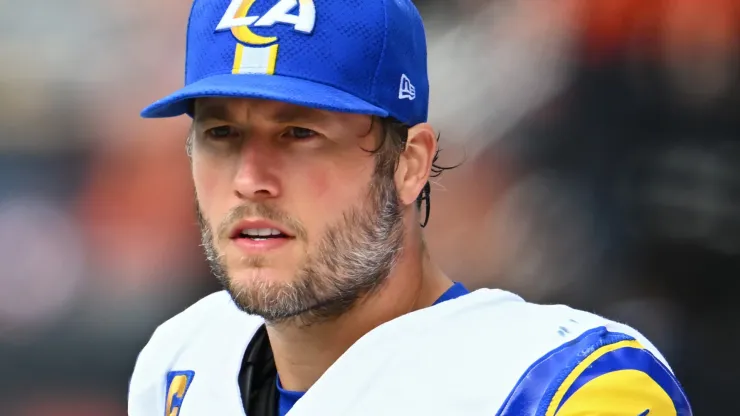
<box><xmin>285</xmin><ymin>127</ymin><xmax>318</xmax><ymax>140</ymax></box>
<box><xmin>204</xmin><ymin>126</ymin><xmax>239</xmax><ymax>140</ymax></box>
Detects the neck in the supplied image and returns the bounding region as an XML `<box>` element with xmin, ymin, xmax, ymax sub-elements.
<box><xmin>266</xmin><ymin>241</ymin><xmax>452</xmax><ymax>392</ymax></box>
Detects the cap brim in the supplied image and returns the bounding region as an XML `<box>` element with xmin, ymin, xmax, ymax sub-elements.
<box><xmin>140</xmin><ymin>73</ymin><xmax>389</xmax><ymax>119</ymax></box>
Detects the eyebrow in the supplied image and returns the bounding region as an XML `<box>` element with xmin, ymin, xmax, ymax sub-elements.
<box><xmin>270</xmin><ymin>106</ymin><xmax>329</xmax><ymax>124</ymax></box>
<box><xmin>193</xmin><ymin>104</ymin><xmax>232</xmax><ymax>124</ymax></box>
<box><xmin>194</xmin><ymin>101</ymin><xmax>330</xmax><ymax>125</ymax></box>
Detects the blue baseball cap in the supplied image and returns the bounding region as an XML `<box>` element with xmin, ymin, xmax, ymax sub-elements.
<box><xmin>141</xmin><ymin>0</ymin><xmax>429</xmax><ymax>126</ymax></box>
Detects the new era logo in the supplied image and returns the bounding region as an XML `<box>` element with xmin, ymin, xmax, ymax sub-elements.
<box><xmin>398</xmin><ymin>74</ymin><xmax>416</xmax><ymax>100</ymax></box>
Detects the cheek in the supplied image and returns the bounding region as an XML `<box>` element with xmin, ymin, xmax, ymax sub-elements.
<box><xmin>192</xmin><ymin>158</ymin><xmax>229</xmax><ymax>220</ymax></box>
<box><xmin>288</xmin><ymin>167</ymin><xmax>332</xmax><ymax>229</ymax></box>
<box><xmin>298</xmin><ymin>144</ymin><xmax>371</xmax><ymax>195</ymax></box>
<box><xmin>291</xmin><ymin>158</ymin><xmax>373</xmax><ymax>220</ymax></box>
<box><xmin>306</xmin><ymin>168</ymin><xmax>330</xmax><ymax>199</ymax></box>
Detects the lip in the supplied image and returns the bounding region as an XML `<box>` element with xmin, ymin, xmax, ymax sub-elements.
<box><xmin>232</xmin><ymin>236</ymin><xmax>292</xmax><ymax>254</ymax></box>
<box><xmin>229</xmin><ymin>218</ymin><xmax>295</xmax><ymax>239</ymax></box>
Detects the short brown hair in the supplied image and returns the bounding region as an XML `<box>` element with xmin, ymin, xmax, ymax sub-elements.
<box><xmin>364</xmin><ymin>117</ymin><xmax>457</xmax><ymax>227</ymax></box>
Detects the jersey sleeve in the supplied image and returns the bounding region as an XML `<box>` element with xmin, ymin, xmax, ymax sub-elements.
<box><xmin>128</xmin><ymin>324</ymin><xmax>169</xmax><ymax>416</ymax></box>
<box><xmin>127</xmin><ymin>292</ymin><xmax>232</xmax><ymax>416</ymax></box>
<box><xmin>497</xmin><ymin>326</ymin><xmax>693</xmax><ymax>416</ymax></box>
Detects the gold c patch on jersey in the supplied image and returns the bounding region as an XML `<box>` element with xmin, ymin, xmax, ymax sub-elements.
<box><xmin>165</xmin><ymin>370</ymin><xmax>195</xmax><ymax>416</ymax></box>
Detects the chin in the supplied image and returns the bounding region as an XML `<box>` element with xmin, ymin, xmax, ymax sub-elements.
<box><xmin>227</xmin><ymin>263</ymin><xmax>296</xmax><ymax>286</ymax></box>
<box><xmin>221</xmin><ymin>265</ymin><xmax>312</xmax><ymax>321</ymax></box>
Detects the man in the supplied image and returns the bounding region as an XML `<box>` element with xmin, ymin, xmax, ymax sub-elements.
<box><xmin>128</xmin><ymin>0</ymin><xmax>693</xmax><ymax>415</ymax></box>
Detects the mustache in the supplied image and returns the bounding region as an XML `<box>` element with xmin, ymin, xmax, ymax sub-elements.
<box><xmin>216</xmin><ymin>203</ymin><xmax>308</xmax><ymax>241</ymax></box>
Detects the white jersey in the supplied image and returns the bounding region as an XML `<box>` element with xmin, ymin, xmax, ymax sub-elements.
<box><xmin>128</xmin><ymin>289</ymin><xmax>692</xmax><ymax>416</ymax></box>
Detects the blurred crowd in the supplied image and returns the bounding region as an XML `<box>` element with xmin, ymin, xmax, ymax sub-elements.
<box><xmin>1</xmin><ymin>0</ymin><xmax>738</xmax><ymax>414</ymax></box>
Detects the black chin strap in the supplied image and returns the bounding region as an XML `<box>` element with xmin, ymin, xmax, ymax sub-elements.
<box><xmin>239</xmin><ymin>324</ymin><xmax>279</xmax><ymax>416</ymax></box>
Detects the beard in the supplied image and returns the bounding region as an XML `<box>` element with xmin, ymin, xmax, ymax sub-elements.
<box><xmin>196</xmin><ymin>172</ymin><xmax>405</xmax><ymax>326</ymax></box>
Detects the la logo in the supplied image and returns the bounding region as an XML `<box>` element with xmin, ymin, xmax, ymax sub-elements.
<box><xmin>216</xmin><ymin>0</ymin><xmax>316</xmax><ymax>46</ymax></box>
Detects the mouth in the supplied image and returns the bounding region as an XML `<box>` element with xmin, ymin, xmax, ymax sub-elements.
<box><xmin>236</xmin><ymin>228</ymin><xmax>290</xmax><ymax>241</ymax></box>
<box><xmin>229</xmin><ymin>219</ymin><xmax>296</xmax><ymax>244</ymax></box>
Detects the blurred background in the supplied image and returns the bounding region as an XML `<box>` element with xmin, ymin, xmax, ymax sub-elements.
<box><xmin>0</xmin><ymin>0</ymin><xmax>738</xmax><ymax>414</ymax></box>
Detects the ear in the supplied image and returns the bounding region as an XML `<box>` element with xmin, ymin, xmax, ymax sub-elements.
<box><xmin>394</xmin><ymin>123</ymin><xmax>437</xmax><ymax>207</ymax></box>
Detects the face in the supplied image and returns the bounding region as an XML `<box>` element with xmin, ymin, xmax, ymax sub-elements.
<box><xmin>191</xmin><ymin>97</ymin><xmax>406</xmax><ymax>325</ymax></box>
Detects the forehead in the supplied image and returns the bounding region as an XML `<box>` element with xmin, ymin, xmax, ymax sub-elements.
<box><xmin>193</xmin><ymin>97</ymin><xmax>370</xmax><ymax>128</ymax></box>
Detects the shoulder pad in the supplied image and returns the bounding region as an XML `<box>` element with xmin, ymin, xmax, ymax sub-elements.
<box><xmin>128</xmin><ymin>291</ymin><xmax>262</xmax><ymax>415</ymax></box>
<box><xmin>497</xmin><ymin>326</ymin><xmax>693</xmax><ymax>415</ymax></box>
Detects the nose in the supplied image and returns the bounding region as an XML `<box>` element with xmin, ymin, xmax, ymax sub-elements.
<box><xmin>233</xmin><ymin>138</ymin><xmax>281</xmax><ymax>201</ymax></box>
